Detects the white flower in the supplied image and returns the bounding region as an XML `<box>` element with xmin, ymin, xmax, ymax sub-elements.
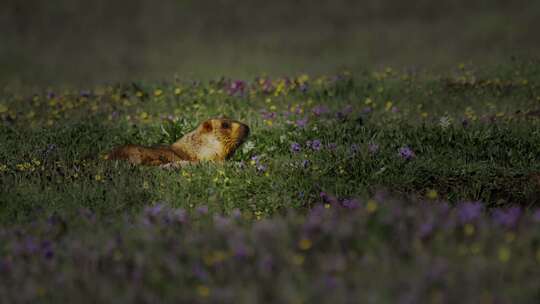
<box><xmin>242</xmin><ymin>141</ymin><xmax>255</xmax><ymax>154</ymax></box>
<box><xmin>439</xmin><ymin>116</ymin><xmax>452</xmax><ymax>129</ymax></box>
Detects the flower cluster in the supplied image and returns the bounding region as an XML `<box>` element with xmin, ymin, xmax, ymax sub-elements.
<box><xmin>0</xmin><ymin>195</ymin><xmax>538</xmax><ymax>303</ymax></box>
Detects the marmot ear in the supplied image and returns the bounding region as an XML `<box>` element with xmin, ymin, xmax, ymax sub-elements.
<box><xmin>202</xmin><ymin>120</ymin><xmax>213</xmax><ymax>132</ymax></box>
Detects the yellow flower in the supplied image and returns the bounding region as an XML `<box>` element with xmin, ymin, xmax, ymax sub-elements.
<box><xmin>0</xmin><ymin>104</ymin><xmax>8</xmax><ymax>113</ymax></box>
<box><xmin>139</xmin><ymin>112</ymin><xmax>149</xmax><ymax>120</ymax></box>
<box><xmin>174</xmin><ymin>88</ymin><xmax>182</xmax><ymax>95</ymax></box>
<box><xmin>136</xmin><ymin>91</ymin><xmax>144</xmax><ymax>98</ymax></box>
<box><xmin>298</xmin><ymin>238</ymin><xmax>312</xmax><ymax>250</ymax></box>
<box><xmin>154</xmin><ymin>89</ymin><xmax>163</xmax><ymax>97</ymax></box>
<box><xmin>203</xmin><ymin>250</ymin><xmax>227</xmax><ymax>266</ymax></box>
<box><xmin>366</xmin><ymin>200</ymin><xmax>378</xmax><ymax>213</ymax></box>
<box><xmin>464</xmin><ymin>224</ymin><xmax>475</xmax><ymax>236</ymax></box>
<box><xmin>298</xmin><ymin>74</ymin><xmax>309</xmax><ymax>84</ymax></box>
<box><xmin>385</xmin><ymin>101</ymin><xmax>393</xmax><ymax>111</ymax></box>
<box><xmin>470</xmin><ymin>243</ymin><xmax>481</xmax><ymax>255</ymax></box>
<box><xmin>498</xmin><ymin>247</ymin><xmax>511</xmax><ymax>263</ymax></box>
<box><xmin>94</xmin><ymin>174</ymin><xmax>103</xmax><ymax>181</ymax></box>
<box><xmin>197</xmin><ymin>285</ymin><xmax>210</xmax><ymax>297</ymax></box>
<box><xmin>421</xmin><ymin>112</ymin><xmax>429</xmax><ymax>118</ymax></box>
<box><xmin>292</xmin><ymin>254</ymin><xmax>304</xmax><ymax>266</ymax></box>
<box><xmin>426</xmin><ymin>189</ymin><xmax>438</xmax><ymax>200</ymax></box>
<box><xmin>504</xmin><ymin>232</ymin><xmax>516</xmax><ymax>243</ymax></box>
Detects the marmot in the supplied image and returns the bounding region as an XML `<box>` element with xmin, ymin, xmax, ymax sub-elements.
<box><xmin>106</xmin><ymin>118</ymin><xmax>249</xmax><ymax>166</ymax></box>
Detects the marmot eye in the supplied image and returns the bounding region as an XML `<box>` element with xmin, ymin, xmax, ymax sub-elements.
<box><xmin>221</xmin><ymin>122</ymin><xmax>230</xmax><ymax>129</ymax></box>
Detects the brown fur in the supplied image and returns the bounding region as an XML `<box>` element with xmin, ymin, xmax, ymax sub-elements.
<box><xmin>106</xmin><ymin>118</ymin><xmax>249</xmax><ymax>166</ymax></box>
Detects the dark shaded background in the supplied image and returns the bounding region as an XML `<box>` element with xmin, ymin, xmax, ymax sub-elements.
<box><xmin>1</xmin><ymin>0</ymin><xmax>539</xmax><ymax>86</ymax></box>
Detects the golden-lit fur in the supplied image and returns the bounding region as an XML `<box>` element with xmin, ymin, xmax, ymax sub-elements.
<box><xmin>107</xmin><ymin>118</ymin><xmax>249</xmax><ymax>166</ymax></box>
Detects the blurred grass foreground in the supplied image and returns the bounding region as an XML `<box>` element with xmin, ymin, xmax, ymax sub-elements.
<box><xmin>1</xmin><ymin>0</ymin><xmax>540</xmax><ymax>86</ymax></box>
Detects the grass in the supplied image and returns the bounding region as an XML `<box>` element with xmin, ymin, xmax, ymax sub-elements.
<box><xmin>2</xmin><ymin>59</ymin><xmax>540</xmax><ymax>222</ymax></box>
<box><xmin>1</xmin><ymin>59</ymin><xmax>540</xmax><ymax>302</ymax></box>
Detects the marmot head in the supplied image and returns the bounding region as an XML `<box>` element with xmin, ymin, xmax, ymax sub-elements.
<box><xmin>172</xmin><ymin>118</ymin><xmax>250</xmax><ymax>161</ymax></box>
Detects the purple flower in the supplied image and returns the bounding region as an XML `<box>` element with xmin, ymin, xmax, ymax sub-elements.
<box><xmin>362</xmin><ymin>106</ymin><xmax>373</xmax><ymax>114</ymax></box>
<box><xmin>295</xmin><ymin>117</ymin><xmax>308</xmax><ymax>128</ymax></box>
<box><xmin>47</xmin><ymin>92</ymin><xmax>55</xmax><ymax>99</ymax></box>
<box><xmin>227</xmin><ymin>80</ymin><xmax>247</xmax><ymax>96</ymax></box>
<box><xmin>301</xmin><ymin>159</ymin><xmax>310</xmax><ymax>168</ymax></box>
<box><xmin>196</xmin><ymin>205</ymin><xmax>209</xmax><ymax>215</ymax></box>
<box><xmin>261</xmin><ymin>111</ymin><xmax>276</xmax><ymax>120</ymax></box>
<box><xmin>257</xmin><ymin>77</ymin><xmax>273</xmax><ymax>93</ymax></box>
<box><xmin>533</xmin><ymin>209</ymin><xmax>540</xmax><ymax>222</ymax></box>
<box><xmin>419</xmin><ymin>222</ymin><xmax>434</xmax><ymax>238</ymax></box>
<box><xmin>24</xmin><ymin>238</ymin><xmax>39</xmax><ymax>254</ymax></box>
<box><xmin>41</xmin><ymin>240</ymin><xmax>54</xmax><ymax>259</ymax></box>
<box><xmin>391</xmin><ymin>106</ymin><xmax>399</xmax><ymax>113</ymax></box>
<box><xmin>192</xmin><ymin>264</ymin><xmax>209</xmax><ymax>281</ymax></box>
<box><xmin>492</xmin><ymin>207</ymin><xmax>522</xmax><ymax>228</ymax></box>
<box><xmin>327</xmin><ymin>143</ymin><xmax>337</xmax><ymax>150</ymax></box>
<box><xmin>80</xmin><ymin>90</ymin><xmax>91</xmax><ymax>98</ymax></box>
<box><xmin>213</xmin><ymin>214</ymin><xmax>232</xmax><ymax>230</ymax></box>
<box><xmin>312</xmin><ymin>105</ymin><xmax>329</xmax><ymax>116</ymax></box>
<box><xmin>457</xmin><ymin>201</ymin><xmax>483</xmax><ymax>223</ymax></box>
<box><xmin>341</xmin><ymin>198</ymin><xmax>360</xmax><ymax>209</ymax></box>
<box><xmin>258</xmin><ymin>255</ymin><xmax>274</xmax><ymax>274</ymax></box>
<box><xmin>323</xmin><ymin>276</ymin><xmax>340</xmax><ymax>289</ymax></box>
<box><xmin>172</xmin><ymin>208</ymin><xmax>188</xmax><ymax>223</ymax></box>
<box><xmin>231</xmin><ymin>208</ymin><xmax>242</xmax><ymax>219</ymax></box>
<box><xmin>398</xmin><ymin>146</ymin><xmax>415</xmax><ymax>160</ymax></box>
<box><xmin>336</xmin><ymin>105</ymin><xmax>353</xmax><ymax>120</ymax></box>
<box><xmin>299</xmin><ymin>83</ymin><xmax>309</xmax><ymax>93</ymax></box>
<box><xmin>350</xmin><ymin>144</ymin><xmax>360</xmax><ymax>154</ymax></box>
<box><xmin>145</xmin><ymin>203</ymin><xmax>165</xmax><ymax>217</ymax></box>
<box><xmin>0</xmin><ymin>259</ymin><xmax>11</xmax><ymax>273</ymax></box>
<box><xmin>290</xmin><ymin>142</ymin><xmax>301</xmax><ymax>153</ymax></box>
<box><xmin>311</xmin><ymin>139</ymin><xmax>322</xmax><ymax>151</ymax></box>
<box><xmin>256</xmin><ymin>164</ymin><xmax>267</xmax><ymax>173</ymax></box>
<box><xmin>368</xmin><ymin>143</ymin><xmax>379</xmax><ymax>154</ymax></box>
<box><xmin>231</xmin><ymin>240</ymin><xmax>250</xmax><ymax>258</ymax></box>
<box><xmin>236</xmin><ymin>160</ymin><xmax>246</xmax><ymax>170</ymax></box>
<box><xmin>320</xmin><ymin>192</ymin><xmax>338</xmax><ymax>205</ymax></box>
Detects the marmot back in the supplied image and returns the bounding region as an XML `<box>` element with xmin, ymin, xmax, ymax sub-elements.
<box><xmin>106</xmin><ymin>118</ymin><xmax>249</xmax><ymax>166</ymax></box>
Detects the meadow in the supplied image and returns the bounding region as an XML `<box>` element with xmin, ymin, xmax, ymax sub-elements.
<box><xmin>1</xmin><ymin>59</ymin><xmax>540</xmax><ymax>303</ymax></box>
